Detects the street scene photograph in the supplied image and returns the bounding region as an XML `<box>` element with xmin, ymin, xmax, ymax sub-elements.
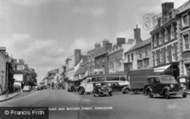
<box><xmin>1</xmin><ymin>0</ymin><xmax>190</xmax><ymax>119</ymax></box>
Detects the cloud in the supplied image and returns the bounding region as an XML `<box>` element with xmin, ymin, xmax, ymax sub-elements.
<box><xmin>91</xmin><ymin>7</ymin><xmax>106</xmax><ymax>17</ymax></box>
<box><xmin>10</xmin><ymin>0</ymin><xmax>49</xmax><ymax>6</ymax></box>
<box><xmin>0</xmin><ymin>34</ymin><xmax>65</xmax><ymax>81</ymax></box>
<box><xmin>72</xmin><ymin>7</ymin><xmax>106</xmax><ymax>17</ymax></box>
<box><xmin>116</xmin><ymin>25</ymin><xmax>151</xmax><ymax>41</ymax></box>
<box><xmin>66</xmin><ymin>38</ymin><xmax>101</xmax><ymax>57</ymax></box>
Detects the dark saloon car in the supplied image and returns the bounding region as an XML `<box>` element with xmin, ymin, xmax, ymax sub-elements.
<box><xmin>144</xmin><ymin>75</ymin><xmax>187</xmax><ymax>99</ymax></box>
<box><xmin>93</xmin><ymin>82</ymin><xmax>112</xmax><ymax>97</ymax></box>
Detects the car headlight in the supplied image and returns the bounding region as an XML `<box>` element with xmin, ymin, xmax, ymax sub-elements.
<box><xmin>170</xmin><ymin>84</ymin><xmax>174</xmax><ymax>88</ymax></box>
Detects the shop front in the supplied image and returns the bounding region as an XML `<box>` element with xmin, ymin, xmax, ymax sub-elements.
<box><xmin>182</xmin><ymin>51</ymin><xmax>190</xmax><ymax>76</ymax></box>
<box><xmin>153</xmin><ymin>62</ymin><xmax>179</xmax><ymax>79</ymax></box>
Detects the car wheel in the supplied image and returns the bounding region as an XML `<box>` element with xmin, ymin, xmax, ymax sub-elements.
<box><xmin>109</xmin><ymin>92</ymin><xmax>112</xmax><ymax>96</ymax></box>
<box><xmin>165</xmin><ymin>90</ymin><xmax>170</xmax><ymax>99</ymax></box>
<box><xmin>183</xmin><ymin>92</ymin><xmax>187</xmax><ymax>98</ymax></box>
<box><xmin>144</xmin><ymin>90</ymin><xmax>149</xmax><ymax>96</ymax></box>
<box><xmin>122</xmin><ymin>88</ymin><xmax>129</xmax><ymax>94</ymax></box>
<box><xmin>79</xmin><ymin>88</ymin><xmax>85</xmax><ymax>95</ymax></box>
<box><xmin>148</xmin><ymin>90</ymin><xmax>153</xmax><ymax>98</ymax></box>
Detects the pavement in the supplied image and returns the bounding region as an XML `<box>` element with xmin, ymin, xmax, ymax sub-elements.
<box><xmin>0</xmin><ymin>89</ymin><xmax>190</xmax><ymax>119</ymax></box>
<box><xmin>0</xmin><ymin>91</ymin><xmax>20</xmax><ymax>102</ymax></box>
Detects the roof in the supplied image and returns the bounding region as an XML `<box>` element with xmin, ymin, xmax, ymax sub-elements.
<box><xmin>74</xmin><ymin>65</ymin><xmax>87</xmax><ymax>76</ymax></box>
<box><xmin>94</xmin><ymin>47</ymin><xmax>108</xmax><ymax>57</ymax></box>
<box><xmin>177</xmin><ymin>0</ymin><xmax>190</xmax><ymax>14</ymax></box>
<box><xmin>124</xmin><ymin>38</ymin><xmax>151</xmax><ymax>54</ymax></box>
<box><xmin>87</xmin><ymin>48</ymin><xmax>96</xmax><ymax>54</ymax></box>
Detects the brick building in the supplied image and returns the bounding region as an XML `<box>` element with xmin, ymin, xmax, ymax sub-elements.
<box><xmin>87</xmin><ymin>43</ymin><xmax>101</xmax><ymax>76</ymax></box>
<box><xmin>177</xmin><ymin>0</ymin><xmax>190</xmax><ymax>76</ymax></box>
<box><xmin>124</xmin><ymin>38</ymin><xmax>152</xmax><ymax>71</ymax></box>
<box><xmin>108</xmin><ymin>37</ymin><xmax>135</xmax><ymax>74</ymax></box>
<box><xmin>151</xmin><ymin>2</ymin><xmax>180</xmax><ymax>79</ymax></box>
<box><xmin>94</xmin><ymin>40</ymin><xmax>112</xmax><ymax>75</ymax></box>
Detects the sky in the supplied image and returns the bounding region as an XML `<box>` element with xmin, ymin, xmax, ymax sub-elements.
<box><xmin>0</xmin><ymin>0</ymin><xmax>188</xmax><ymax>82</ymax></box>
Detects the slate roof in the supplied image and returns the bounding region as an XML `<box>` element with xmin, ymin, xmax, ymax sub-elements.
<box><xmin>94</xmin><ymin>47</ymin><xmax>108</xmax><ymax>57</ymax></box>
<box><xmin>177</xmin><ymin>0</ymin><xmax>190</xmax><ymax>14</ymax></box>
<box><xmin>124</xmin><ymin>38</ymin><xmax>151</xmax><ymax>54</ymax></box>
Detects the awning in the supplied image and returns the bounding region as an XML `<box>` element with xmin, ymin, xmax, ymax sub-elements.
<box><xmin>154</xmin><ymin>64</ymin><xmax>171</xmax><ymax>72</ymax></box>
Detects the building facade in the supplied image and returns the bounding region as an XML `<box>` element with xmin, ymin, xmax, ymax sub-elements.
<box><xmin>177</xmin><ymin>0</ymin><xmax>190</xmax><ymax>76</ymax></box>
<box><xmin>94</xmin><ymin>40</ymin><xmax>112</xmax><ymax>75</ymax></box>
<box><xmin>108</xmin><ymin>37</ymin><xmax>135</xmax><ymax>74</ymax></box>
<box><xmin>151</xmin><ymin>2</ymin><xmax>180</xmax><ymax>79</ymax></box>
<box><xmin>87</xmin><ymin>43</ymin><xmax>101</xmax><ymax>76</ymax></box>
<box><xmin>65</xmin><ymin>49</ymin><xmax>83</xmax><ymax>81</ymax></box>
<box><xmin>124</xmin><ymin>38</ymin><xmax>152</xmax><ymax>71</ymax></box>
<box><xmin>0</xmin><ymin>48</ymin><xmax>8</xmax><ymax>94</ymax></box>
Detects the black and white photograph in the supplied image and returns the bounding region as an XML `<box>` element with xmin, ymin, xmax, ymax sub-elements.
<box><xmin>0</xmin><ymin>0</ymin><xmax>190</xmax><ymax>119</ymax></box>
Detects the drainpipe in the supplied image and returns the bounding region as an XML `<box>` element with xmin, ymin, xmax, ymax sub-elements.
<box><xmin>6</xmin><ymin>62</ymin><xmax>8</xmax><ymax>97</ymax></box>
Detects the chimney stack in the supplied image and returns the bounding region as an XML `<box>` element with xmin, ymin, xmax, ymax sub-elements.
<box><xmin>74</xmin><ymin>49</ymin><xmax>82</xmax><ymax>64</ymax></box>
<box><xmin>95</xmin><ymin>43</ymin><xmax>101</xmax><ymax>49</ymax></box>
<box><xmin>102</xmin><ymin>40</ymin><xmax>109</xmax><ymax>47</ymax></box>
<box><xmin>0</xmin><ymin>47</ymin><xmax>6</xmax><ymax>51</ymax></box>
<box><xmin>134</xmin><ymin>25</ymin><xmax>142</xmax><ymax>44</ymax></box>
<box><xmin>162</xmin><ymin>2</ymin><xmax>174</xmax><ymax>17</ymax></box>
<box><xmin>117</xmin><ymin>38</ymin><xmax>126</xmax><ymax>45</ymax></box>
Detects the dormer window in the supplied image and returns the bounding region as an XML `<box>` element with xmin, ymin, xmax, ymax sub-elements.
<box><xmin>182</xmin><ymin>14</ymin><xmax>189</xmax><ymax>28</ymax></box>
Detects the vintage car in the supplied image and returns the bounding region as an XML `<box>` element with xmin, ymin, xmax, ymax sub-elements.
<box><xmin>177</xmin><ymin>75</ymin><xmax>190</xmax><ymax>90</ymax></box>
<box><xmin>93</xmin><ymin>82</ymin><xmax>112</xmax><ymax>97</ymax></box>
<box><xmin>23</xmin><ymin>85</ymin><xmax>31</xmax><ymax>92</ymax></box>
<box><xmin>144</xmin><ymin>75</ymin><xmax>187</xmax><ymax>99</ymax></box>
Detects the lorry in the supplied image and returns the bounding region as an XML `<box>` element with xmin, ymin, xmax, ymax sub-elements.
<box><xmin>128</xmin><ymin>69</ymin><xmax>154</xmax><ymax>93</ymax></box>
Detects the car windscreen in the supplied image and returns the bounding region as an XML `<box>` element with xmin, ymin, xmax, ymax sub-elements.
<box><xmin>160</xmin><ymin>76</ymin><xmax>177</xmax><ymax>83</ymax></box>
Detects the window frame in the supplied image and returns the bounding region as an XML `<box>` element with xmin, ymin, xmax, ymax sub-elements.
<box><xmin>183</xmin><ymin>33</ymin><xmax>190</xmax><ymax>51</ymax></box>
<box><xmin>182</xmin><ymin>13</ymin><xmax>189</xmax><ymax>28</ymax></box>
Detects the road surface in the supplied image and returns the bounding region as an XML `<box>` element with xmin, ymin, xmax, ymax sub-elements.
<box><xmin>0</xmin><ymin>89</ymin><xmax>190</xmax><ymax>119</ymax></box>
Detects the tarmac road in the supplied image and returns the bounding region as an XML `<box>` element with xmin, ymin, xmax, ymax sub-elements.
<box><xmin>0</xmin><ymin>89</ymin><xmax>190</xmax><ymax>119</ymax></box>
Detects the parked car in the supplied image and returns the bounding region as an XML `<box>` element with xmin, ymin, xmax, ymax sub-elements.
<box><xmin>93</xmin><ymin>82</ymin><xmax>112</xmax><ymax>97</ymax></box>
<box><xmin>23</xmin><ymin>85</ymin><xmax>31</xmax><ymax>92</ymax></box>
<box><xmin>144</xmin><ymin>75</ymin><xmax>187</xmax><ymax>99</ymax></box>
<box><xmin>177</xmin><ymin>75</ymin><xmax>190</xmax><ymax>90</ymax></box>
